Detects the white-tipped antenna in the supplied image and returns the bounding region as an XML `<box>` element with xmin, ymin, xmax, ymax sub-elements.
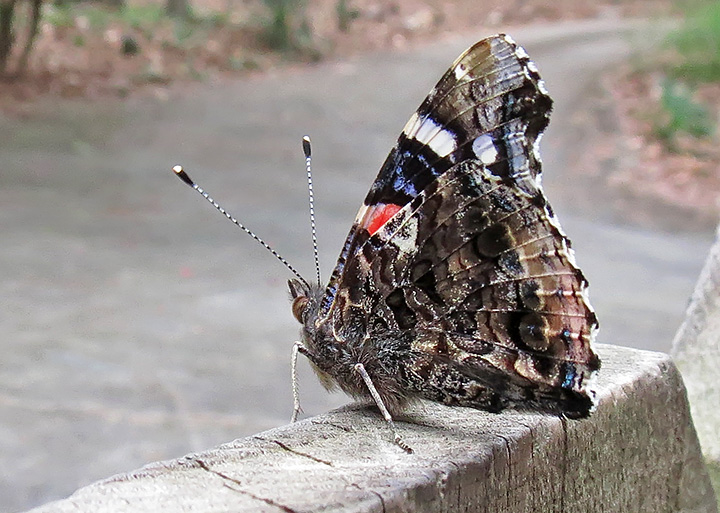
<box><xmin>172</xmin><ymin>165</ymin><xmax>310</xmax><ymax>290</ymax></box>
<box><xmin>303</xmin><ymin>136</ymin><xmax>321</xmax><ymax>287</ymax></box>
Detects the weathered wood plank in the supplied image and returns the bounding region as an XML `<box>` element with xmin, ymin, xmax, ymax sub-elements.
<box><xmin>27</xmin><ymin>344</ymin><xmax>716</xmax><ymax>513</ymax></box>
<box><xmin>673</xmin><ymin>224</ymin><xmax>720</xmax><ymax>465</ymax></box>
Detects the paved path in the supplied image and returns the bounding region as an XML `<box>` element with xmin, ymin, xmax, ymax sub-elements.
<box><xmin>0</xmin><ymin>19</ymin><xmax>714</xmax><ymax>512</ymax></box>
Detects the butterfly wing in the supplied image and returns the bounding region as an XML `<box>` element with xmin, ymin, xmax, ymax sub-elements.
<box><xmin>316</xmin><ymin>34</ymin><xmax>599</xmax><ymax>416</ymax></box>
<box><xmin>381</xmin><ymin>159</ymin><xmax>597</xmax><ymax>413</ymax></box>
<box><xmin>319</xmin><ymin>34</ymin><xmax>551</xmax><ymax>315</ymax></box>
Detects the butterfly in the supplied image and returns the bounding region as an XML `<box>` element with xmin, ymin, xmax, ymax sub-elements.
<box><xmin>286</xmin><ymin>34</ymin><xmax>600</xmax><ymax>451</ymax></box>
<box><xmin>174</xmin><ymin>33</ymin><xmax>600</xmax><ymax>453</ymax></box>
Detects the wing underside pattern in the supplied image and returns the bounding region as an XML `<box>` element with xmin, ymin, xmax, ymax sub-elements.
<box><xmin>309</xmin><ymin>34</ymin><xmax>600</xmax><ymax>415</ymax></box>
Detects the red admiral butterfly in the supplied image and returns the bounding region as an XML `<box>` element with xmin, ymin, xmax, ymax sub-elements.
<box><xmin>175</xmin><ymin>34</ymin><xmax>600</xmax><ymax>452</ymax></box>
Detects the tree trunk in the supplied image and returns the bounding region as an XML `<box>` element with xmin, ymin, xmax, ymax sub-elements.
<box><xmin>0</xmin><ymin>0</ymin><xmax>17</xmax><ymax>76</ymax></box>
<box><xmin>15</xmin><ymin>0</ymin><xmax>42</xmax><ymax>77</ymax></box>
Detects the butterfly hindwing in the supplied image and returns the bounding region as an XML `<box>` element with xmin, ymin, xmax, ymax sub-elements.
<box><xmin>329</xmin><ymin>157</ymin><xmax>599</xmax><ymax>416</ymax></box>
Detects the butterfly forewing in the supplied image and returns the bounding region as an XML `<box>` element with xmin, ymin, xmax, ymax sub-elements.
<box><xmin>321</xmin><ymin>36</ymin><xmax>554</xmax><ymax>315</ymax></box>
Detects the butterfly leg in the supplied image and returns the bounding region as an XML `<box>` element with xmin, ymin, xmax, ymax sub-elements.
<box><xmin>290</xmin><ymin>342</ymin><xmax>305</xmax><ymax>423</ymax></box>
<box><xmin>353</xmin><ymin>363</ymin><xmax>412</xmax><ymax>453</ymax></box>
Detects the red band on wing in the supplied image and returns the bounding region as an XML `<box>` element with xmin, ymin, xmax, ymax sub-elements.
<box><xmin>364</xmin><ymin>203</ymin><xmax>402</xmax><ymax>236</ymax></box>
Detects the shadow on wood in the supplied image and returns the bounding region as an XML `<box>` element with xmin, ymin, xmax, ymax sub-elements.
<box><xmin>27</xmin><ymin>344</ymin><xmax>717</xmax><ymax>513</ymax></box>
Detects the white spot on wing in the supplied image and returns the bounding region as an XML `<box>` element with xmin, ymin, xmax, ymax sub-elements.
<box><xmin>413</xmin><ymin>116</ymin><xmax>457</xmax><ymax>157</ymax></box>
<box><xmin>414</xmin><ymin>116</ymin><xmax>437</xmax><ymax>143</ymax></box>
<box><xmin>472</xmin><ymin>134</ymin><xmax>499</xmax><ymax>165</ymax></box>
<box><xmin>354</xmin><ymin>204</ymin><xmax>369</xmax><ymax>224</ymax></box>
<box><xmin>394</xmin><ymin>216</ymin><xmax>419</xmax><ymax>255</ymax></box>
<box><xmin>532</xmin><ymin>133</ymin><xmax>544</xmax><ymax>163</ymax></box>
<box><xmin>537</xmin><ymin>79</ymin><xmax>549</xmax><ymax>95</ymax></box>
<box><xmin>402</xmin><ymin>112</ymin><xmax>420</xmax><ymax>138</ymax></box>
<box><xmin>515</xmin><ymin>45</ymin><xmax>529</xmax><ymax>60</ymax></box>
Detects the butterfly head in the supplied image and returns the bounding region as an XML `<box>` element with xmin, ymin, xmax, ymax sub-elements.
<box><xmin>288</xmin><ymin>278</ymin><xmax>325</xmax><ymax>325</ymax></box>
<box><xmin>288</xmin><ymin>279</ymin><xmax>310</xmax><ymax>324</ymax></box>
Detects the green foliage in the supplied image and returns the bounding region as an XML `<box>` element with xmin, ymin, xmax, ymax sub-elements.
<box><xmin>646</xmin><ymin>0</ymin><xmax>720</xmax><ymax>147</ymax></box>
<box><xmin>82</xmin><ymin>8</ymin><xmax>112</xmax><ymax>30</ymax></box>
<box><xmin>38</xmin><ymin>0</ymin><xmax>324</xmax><ymax>70</ymax></box>
<box><xmin>653</xmin><ymin>78</ymin><xmax>714</xmax><ymax>142</ymax></box>
<box><xmin>259</xmin><ymin>0</ymin><xmax>317</xmax><ymax>57</ymax></box>
<box><xmin>260</xmin><ymin>0</ymin><xmax>295</xmax><ymax>51</ymax></box>
<box><xmin>120</xmin><ymin>3</ymin><xmax>166</xmax><ymax>32</ymax></box>
<box><xmin>46</xmin><ymin>3</ymin><xmax>166</xmax><ymax>37</ymax></box>
<box><xmin>666</xmin><ymin>0</ymin><xmax>720</xmax><ymax>82</ymax></box>
<box><xmin>198</xmin><ymin>10</ymin><xmax>229</xmax><ymax>27</ymax></box>
<box><xmin>173</xmin><ymin>19</ymin><xmax>194</xmax><ymax>44</ymax></box>
<box><xmin>228</xmin><ymin>56</ymin><xmax>261</xmax><ymax>71</ymax></box>
<box><xmin>44</xmin><ymin>4</ymin><xmax>75</xmax><ymax>28</ymax></box>
<box><xmin>336</xmin><ymin>0</ymin><xmax>359</xmax><ymax>33</ymax></box>
<box><xmin>135</xmin><ymin>63</ymin><xmax>170</xmax><ymax>84</ymax></box>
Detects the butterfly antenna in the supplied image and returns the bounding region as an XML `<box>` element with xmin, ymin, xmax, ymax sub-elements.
<box><xmin>303</xmin><ymin>136</ymin><xmax>322</xmax><ymax>287</ymax></box>
<box><xmin>172</xmin><ymin>165</ymin><xmax>310</xmax><ymax>290</ymax></box>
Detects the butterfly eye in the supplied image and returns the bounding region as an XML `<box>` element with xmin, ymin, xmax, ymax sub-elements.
<box><xmin>292</xmin><ymin>296</ymin><xmax>309</xmax><ymax>323</ymax></box>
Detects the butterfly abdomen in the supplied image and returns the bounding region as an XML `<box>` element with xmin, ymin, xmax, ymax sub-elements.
<box><xmin>306</xmin><ymin>323</ymin><xmax>419</xmax><ymax>414</ymax></box>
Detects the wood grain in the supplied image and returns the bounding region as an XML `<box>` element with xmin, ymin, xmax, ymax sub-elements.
<box><xmin>27</xmin><ymin>344</ymin><xmax>716</xmax><ymax>513</ymax></box>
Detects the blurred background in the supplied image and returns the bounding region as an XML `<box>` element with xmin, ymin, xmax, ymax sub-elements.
<box><xmin>1</xmin><ymin>0</ymin><xmax>719</xmax><ymax>511</ymax></box>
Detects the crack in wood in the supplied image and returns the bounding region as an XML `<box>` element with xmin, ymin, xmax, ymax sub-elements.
<box><xmin>370</xmin><ymin>490</ymin><xmax>386</xmax><ymax>513</ymax></box>
<box><xmin>525</xmin><ymin>422</ymin><xmax>537</xmax><ymax>510</ymax></box>
<box><xmin>495</xmin><ymin>434</ymin><xmax>513</xmax><ymax>509</ymax></box>
<box><xmin>253</xmin><ymin>437</ymin><xmax>334</xmax><ymax>467</ymax></box>
<box><xmin>560</xmin><ymin>416</ymin><xmax>568</xmax><ymax>513</ymax></box>
<box><xmin>503</xmin><ymin>419</ymin><xmax>538</xmax><ymax>508</ymax></box>
<box><xmin>309</xmin><ymin>419</ymin><xmax>355</xmax><ymax>433</ymax></box>
<box><xmin>347</xmin><ymin>481</ymin><xmax>386</xmax><ymax>513</ymax></box>
<box><xmin>447</xmin><ymin>462</ymin><xmax>462</xmax><ymax>511</ymax></box>
<box><xmin>193</xmin><ymin>458</ymin><xmax>300</xmax><ymax>513</ymax></box>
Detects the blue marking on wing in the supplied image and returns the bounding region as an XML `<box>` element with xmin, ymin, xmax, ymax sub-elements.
<box><xmin>562</xmin><ymin>364</ymin><xmax>576</xmax><ymax>389</ymax></box>
<box><xmin>391</xmin><ymin>170</ymin><xmax>418</xmax><ymax>197</ymax></box>
<box><xmin>388</xmin><ymin>150</ymin><xmax>444</xmax><ymax>197</ymax></box>
<box><xmin>320</xmin><ymin>283</ymin><xmax>338</xmax><ymax>312</ymax></box>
